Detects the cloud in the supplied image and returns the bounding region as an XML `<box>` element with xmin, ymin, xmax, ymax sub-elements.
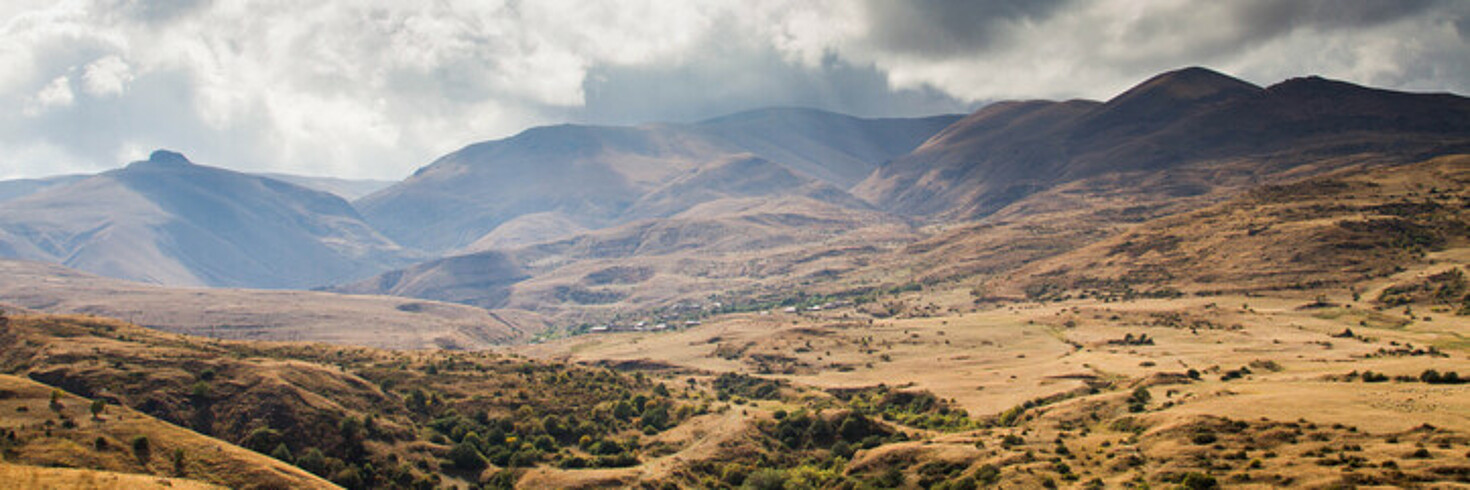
<box><xmin>26</xmin><ymin>75</ymin><xmax>73</xmax><ymax>114</ymax></box>
<box><xmin>0</xmin><ymin>1</ymin><xmax>1466</xmax><ymax>181</ymax></box>
<box><xmin>82</xmin><ymin>55</ymin><xmax>132</xmax><ymax>96</ymax></box>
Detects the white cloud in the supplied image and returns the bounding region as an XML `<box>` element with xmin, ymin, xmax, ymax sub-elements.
<box><xmin>0</xmin><ymin>0</ymin><xmax>1465</xmax><ymax>180</ymax></box>
<box><xmin>26</xmin><ymin>75</ymin><xmax>74</xmax><ymax>115</ymax></box>
<box><xmin>82</xmin><ymin>55</ymin><xmax>132</xmax><ymax>96</ymax></box>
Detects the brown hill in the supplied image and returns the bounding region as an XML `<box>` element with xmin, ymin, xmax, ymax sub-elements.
<box><xmin>990</xmin><ymin>154</ymin><xmax>1470</xmax><ymax>300</ymax></box>
<box><xmin>0</xmin><ymin>373</ymin><xmax>334</xmax><ymax>489</ymax></box>
<box><xmin>0</xmin><ymin>310</ymin><xmax>727</xmax><ymax>488</ymax></box>
<box><xmin>856</xmin><ymin>67</ymin><xmax>1470</xmax><ymax>220</ymax></box>
<box><xmin>335</xmin><ymin>196</ymin><xmax>914</xmax><ymax>321</ymax></box>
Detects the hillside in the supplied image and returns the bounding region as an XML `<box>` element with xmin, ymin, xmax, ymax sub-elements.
<box><xmin>10</xmin><ymin>296</ymin><xmax>1465</xmax><ymax>489</ymax></box>
<box><xmin>0</xmin><ymin>372</ymin><xmax>334</xmax><ymax>489</ymax></box>
<box><xmin>0</xmin><ymin>175</ymin><xmax>87</xmax><ymax>203</ymax></box>
<box><xmin>989</xmin><ymin>155</ymin><xmax>1470</xmax><ymax>301</ymax></box>
<box><xmin>0</xmin><ymin>310</ymin><xmax>756</xmax><ymax>489</ymax></box>
<box><xmin>856</xmin><ymin>67</ymin><xmax>1470</xmax><ymax>220</ymax></box>
<box><xmin>0</xmin><ymin>151</ymin><xmax>415</xmax><ymax>288</ymax></box>
<box><xmin>335</xmin><ymin>196</ymin><xmax>914</xmax><ymax>321</ymax></box>
<box><xmin>0</xmin><ymin>259</ymin><xmax>527</xmax><ymax>348</ymax></box>
<box><xmin>356</xmin><ymin>108</ymin><xmax>956</xmax><ymax>252</ymax></box>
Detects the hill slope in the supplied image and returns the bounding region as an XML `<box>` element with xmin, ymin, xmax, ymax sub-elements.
<box><xmin>0</xmin><ymin>151</ymin><xmax>414</xmax><ymax>288</ymax></box>
<box><xmin>856</xmin><ymin>67</ymin><xmax>1470</xmax><ymax>219</ymax></box>
<box><xmin>0</xmin><ymin>175</ymin><xmax>87</xmax><ymax>203</ymax></box>
<box><xmin>0</xmin><ymin>372</ymin><xmax>334</xmax><ymax>489</ymax></box>
<box><xmin>335</xmin><ymin>196</ymin><xmax>914</xmax><ymax>319</ymax></box>
<box><xmin>992</xmin><ymin>154</ymin><xmax>1470</xmax><ymax>300</ymax></box>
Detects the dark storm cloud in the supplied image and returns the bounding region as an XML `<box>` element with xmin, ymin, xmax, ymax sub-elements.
<box><xmin>577</xmin><ymin>49</ymin><xmax>973</xmax><ymax>126</ymax></box>
<box><xmin>862</xmin><ymin>0</ymin><xmax>1075</xmax><ymax>58</ymax></box>
<box><xmin>1233</xmin><ymin>0</ymin><xmax>1443</xmax><ymax>35</ymax></box>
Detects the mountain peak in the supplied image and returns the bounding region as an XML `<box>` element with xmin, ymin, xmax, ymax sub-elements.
<box><xmin>126</xmin><ymin>149</ymin><xmax>197</xmax><ymax>171</ymax></box>
<box><xmin>1264</xmin><ymin>75</ymin><xmax>1374</xmax><ymax>98</ymax></box>
<box><xmin>1109</xmin><ymin>66</ymin><xmax>1262</xmax><ymax>105</ymax></box>
<box><xmin>148</xmin><ymin>149</ymin><xmax>192</xmax><ymax>165</ymax></box>
<box><xmin>1072</xmin><ymin>67</ymin><xmax>1263</xmax><ymax>139</ymax></box>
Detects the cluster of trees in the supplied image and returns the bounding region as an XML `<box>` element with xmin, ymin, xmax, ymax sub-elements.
<box><xmin>712</xmin><ymin>372</ymin><xmax>785</xmax><ymax>401</ymax></box>
<box><xmin>841</xmin><ymin>388</ymin><xmax>979</xmax><ymax>431</ymax></box>
<box><xmin>1343</xmin><ymin>369</ymin><xmax>1465</xmax><ymax>384</ymax></box>
<box><xmin>768</xmin><ymin>409</ymin><xmax>899</xmax><ymax>453</ymax></box>
<box><xmin>1108</xmin><ymin>333</ymin><xmax>1155</xmax><ymax>346</ymax></box>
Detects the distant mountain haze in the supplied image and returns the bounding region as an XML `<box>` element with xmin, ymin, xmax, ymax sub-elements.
<box><xmin>256</xmin><ymin>173</ymin><xmax>395</xmax><ymax>200</ymax></box>
<box><xmin>357</xmin><ymin>107</ymin><xmax>958</xmax><ymax>252</ymax></box>
<box><xmin>0</xmin><ymin>150</ymin><xmax>416</xmax><ymax>288</ymax></box>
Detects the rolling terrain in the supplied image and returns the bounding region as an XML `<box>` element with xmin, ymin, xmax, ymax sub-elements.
<box><xmin>335</xmin><ymin>195</ymin><xmax>914</xmax><ymax>322</ymax></box>
<box><xmin>337</xmin><ymin>70</ymin><xmax>1470</xmax><ymax>332</ymax></box>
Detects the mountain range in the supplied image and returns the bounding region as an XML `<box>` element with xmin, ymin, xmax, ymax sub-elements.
<box><xmin>336</xmin><ymin>67</ymin><xmax>1470</xmax><ymax>321</ymax></box>
<box><xmin>3</xmin><ymin>66</ymin><xmax>1470</xmax><ymax>489</ymax></box>
<box><xmin>355</xmin><ymin>107</ymin><xmax>959</xmax><ymax>253</ymax></box>
<box><xmin>1</xmin><ymin>67</ymin><xmax>1467</xmax><ymax>326</ymax></box>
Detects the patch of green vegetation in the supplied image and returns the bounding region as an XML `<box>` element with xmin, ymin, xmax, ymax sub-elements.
<box><xmin>834</xmin><ymin>386</ymin><xmax>982</xmax><ymax>432</ymax></box>
<box><xmin>712</xmin><ymin>372</ymin><xmax>786</xmax><ymax>401</ymax></box>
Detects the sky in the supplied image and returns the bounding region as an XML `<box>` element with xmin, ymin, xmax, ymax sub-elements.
<box><xmin>2</xmin><ymin>0</ymin><xmax>1467</xmax><ymax>181</ymax></box>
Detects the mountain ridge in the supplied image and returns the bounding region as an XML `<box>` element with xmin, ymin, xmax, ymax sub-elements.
<box><xmin>0</xmin><ymin>151</ymin><xmax>415</xmax><ymax>288</ymax></box>
<box><xmin>855</xmin><ymin>67</ymin><xmax>1470</xmax><ymax>219</ymax></box>
<box><xmin>357</xmin><ymin>108</ymin><xmax>958</xmax><ymax>252</ymax></box>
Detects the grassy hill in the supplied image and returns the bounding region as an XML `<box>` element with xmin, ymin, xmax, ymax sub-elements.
<box><xmin>992</xmin><ymin>155</ymin><xmax>1470</xmax><ymax>302</ymax></box>
<box><xmin>0</xmin><ymin>373</ymin><xmax>333</xmax><ymax>489</ymax></box>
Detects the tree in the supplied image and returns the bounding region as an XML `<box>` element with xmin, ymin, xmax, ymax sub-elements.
<box><xmin>172</xmin><ymin>448</ymin><xmax>187</xmax><ymax>476</ymax></box>
<box><xmin>641</xmin><ymin>405</ymin><xmax>669</xmax><ymax>431</ymax></box>
<box><xmin>131</xmin><ymin>435</ymin><xmax>151</xmax><ymax>462</ymax></box>
<box><xmin>271</xmin><ymin>443</ymin><xmax>294</xmax><ymax>463</ymax></box>
<box><xmin>1180</xmin><ymin>472</ymin><xmax>1218</xmax><ymax>489</ymax></box>
<box><xmin>90</xmin><ymin>399</ymin><xmax>105</xmax><ymax>420</ymax></box>
<box><xmin>742</xmin><ymin>468</ymin><xmax>787</xmax><ymax>490</ymax></box>
<box><xmin>448</xmin><ymin>441</ymin><xmax>486</xmax><ymax>471</ymax></box>
<box><xmin>296</xmin><ymin>448</ymin><xmax>328</xmax><ymax>476</ymax></box>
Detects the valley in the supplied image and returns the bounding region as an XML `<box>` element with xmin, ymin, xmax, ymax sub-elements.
<box><xmin>0</xmin><ymin>66</ymin><xmax>1467</xmax><ymax>488</ymax></box>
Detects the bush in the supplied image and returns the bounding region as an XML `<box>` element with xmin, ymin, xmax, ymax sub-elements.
<box><xmin>1421</xmin><ymin>369</ymin><xmax>1465</xmax><ymax>384</ymax></box>
<box><xmin>270</xmin><ymin>443</ymin><xmax>293</xmax><ymax>463</ymax></box>
<box><xmin>448</xmin><ymin>441</ymin><xmax>486</xmax><ymax>470</ymax></box>
<box><xmin>742</xmin><ymin>468</ymin><xmax>787</xmax><ymax>490</ymax></box>
<box><xmin>172</xmin><ymin>448</ymin><xmax>187</xmax><ymax>476</ymax></box>
<box><xmin>1180</xmin><ymin>472</ymin><xmax>1218</xmax><ymax>489</ymax></box>
<box><xmin>131</xmin><ymin>435</ymin><xmax>151</xmax><ymax>462</ymax></box>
